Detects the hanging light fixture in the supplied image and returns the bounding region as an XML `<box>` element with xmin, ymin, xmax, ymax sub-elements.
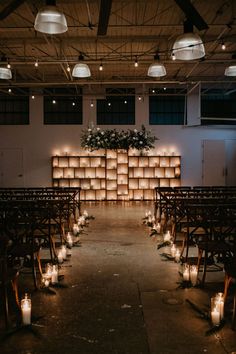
<box><xmin>134</xmin><ymin>57</ymin><xmax>139</xmax><ymax>67</ymax></box>
<box><xmin>0</xmin><ymin>57</ymin><xmax>12</xmax><ymax>80</ymax></box>
<box><xmin>172</xmin><ymin>20</ymin><xmax>205</xmax><ymax>60</ymax></box>
<box><xmin>147</xmin><ymin>54</ymin><xmax>166</xmax><ymax>77</ymax></box>
<box><xmin>225</xmin><ymin>54</ymin><xmax>236</xmax><ymax>76</ymax></box>
<box><xmin>72</xmin><ymin>55</ymin><xmax>91</xmax><ymax>78</ymax></box>
<box><xmin>34</xmin><ymin>0</ymin><xmax>68</xmax><ymax>34</ymax></box>
<box><xmin>225</xmin><ymin>65</ymin><xmax>236</xmax><ymax>76</ymax></box>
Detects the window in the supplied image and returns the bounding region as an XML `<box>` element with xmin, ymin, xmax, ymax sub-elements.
<box><xmin>97</xmin><ymin>88</ymin><xmax>135</xmax><ymax>125</ymax></box>
<box><xmin>44</xmin><ymin>88</ymin><xmax>82</xmax><ymax>124</ymax></box>
<box><xmin>0</xmin><ymin>93</ymin><xmax>29</xmax><ymax>125</ymax></box>
<box><xmin>201</xmin><ymin>92</ymin><xmax>236</xmax><ymax>125</ymax></box>
<box><xmin>149</xmin><ymin>95</ymin><xmax>185</xmax><ymax>125</ymax></box>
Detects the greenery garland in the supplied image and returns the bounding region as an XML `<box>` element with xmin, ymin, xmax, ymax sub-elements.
<box><xmin>81</xmin><ymin>125</ymin><xmax>158</xmax><ymax>151</ymax></box>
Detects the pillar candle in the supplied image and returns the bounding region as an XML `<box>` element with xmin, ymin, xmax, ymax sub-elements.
<box><xmin>57</xmin><ymin>250</ymin><xmax>64</xmax><ymax>263</ymax></box>
<box><xmin>164</xmin><ymin>231</ymin><xmax>171</xmax><ymax>242</ymax></box>
<box><xmin>61</xmin><ymin>245</ymin><xmax>67</xmax><ymax>260</ymax></box>
<box><xmin>21</xmin><ymin>294</ymin><xmax>31</xmax><ymax>325</ymax></box>
<box><xmin>190</xmin><ymin>265</ymin><xmax>198</xmax><ymax>286</ymax></box>
<box><xmin>183</xmin><ymin>264</ymin><xmax>190</xmax><ymax>281</ymax></box>
<box><xmin>211</xmin><ymin>306</ymin><xmax>220</xmax><ymax>326</ymax></box>
<box><xmin>175</xmin><ymin>249</ymin><xmax>180</xmax><ymax>262</ymax></box>
<box><xmin>51</xmin><ymin>265</ymin><xmax>58</xmax><ymax>284</ymax></box>
<box><xmin>170</xmin><ymin>244</ymin><xmax>177</xmax><ymax>257</ymax></box>
<box><xmin>67</xmin><ymin>232</ymin><xmax>73</xmax><ymax>247</ymax></box>
<box><xmin>215</xmin><ymin>293</ymin><xmax>224</xmax><ymax>320</ymax></box>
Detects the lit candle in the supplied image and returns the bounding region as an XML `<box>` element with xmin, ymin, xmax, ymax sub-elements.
<box><xmin>190</xmin><ymin>265</ymin><xmax>198</xmax><ymax>286</ymax></box>
<box><xmin>67</xmin><ymin>232</ymin><xmax>73</xmax><ymax>247</ymax></box>
<box><xmin>83</xmin><ymin>210</ymin><xmax>88</xmax><ymax>218</ymax></box>
<box><xmin>211</xmin><ymin>306</ymin><xmax>220</xmax><ymax>326</ymax></box>
<box><xmin>61</xmin><ymin>245</ymin><xmax>67</xmax><ymax>260</ymax></box>
<box><xmin>73</xmin><ymin>223</ymin><xmax>79</xmax><ymax>235</ymax></box>
<box><xmin>57</xmin><ymin>250</ymin><xmax>64</xmax><ymax>263</ymax></box>
<box><xmin>156</xmin><ymin>223</ymin><xmax>161</xmax><ymax>233</ymax></box>
<box><xmin>215</xmin><ymin>293</ymin><xmax>224</xmax><ymax>320</ymax></box>
<box><xmin>21</xmin><ymin>294</ymin><xmax>31</xmax><ymax>325</ymax></box>
<box><xmin>164</xmin><ymin>231</ymin><xmax>171</xmax><ymax>242</ymax></box>
<box><xmin>170</xmin><ymin>243</ymin><xmax>177</xmax><ymax>258</ymax></box>
<box><xmin>183</xmin><ymin>264</ymin><xmax>190</xmax><ymax>281</ymax></box>
<box><xmin>51</xmin><ymin>265</ymin><xmax>58</xmax><ymax>284</ymax></box>
<box><xmin>175</xmin><ymin>249</ymin><xmax>180</xmax><ymax>262</ymax></box>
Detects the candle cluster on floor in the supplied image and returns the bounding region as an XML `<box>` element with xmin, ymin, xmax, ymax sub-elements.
<box><xmin>142</xmin><ymin>209</ymin><xmax>230</xmax><ymax>331</ymax></box>
<box><xmin>21</xmin><ymin>209</ymin><xmax>94</xmax><ymax>326</ymax></box>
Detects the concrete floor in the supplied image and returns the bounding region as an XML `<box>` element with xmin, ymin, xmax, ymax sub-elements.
<box><xmin>1</xmin><ymin>201</ymin><xmax>236</xmax><ymax>354</ymax></box>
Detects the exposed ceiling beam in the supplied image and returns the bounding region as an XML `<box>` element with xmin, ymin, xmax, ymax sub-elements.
<box><xmin>97</xmin><ymin>0</ymin><xmax>112</xmax><ymax>35</ymax></box>
<box><xmin>0</xmin><ymin>0</ymin><xmax>25</xmax><ymax>20</ymax></box>
<box><xmin>174</xmin><ymin>0</ymin><xmax>209</xmax><ymax>31</ymax></box>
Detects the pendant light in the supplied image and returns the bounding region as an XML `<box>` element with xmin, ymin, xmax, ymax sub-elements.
<box><xmin>225</xmin><ymin>54</ymin><xmax>236</xmax><ymax>76</ymax></box>
<box><xmin>147</xmin><ymin>54</ymin><xmax>166</xmax><ymax>77</ymax></box>
<box><xmin>0</xmin><ymin>57</ymin><xmax>12</xmax><ymax>80</ymax></box>
<box><xmin>172</xmin><ymin>20</ymin><xmax>205</xmax><ymax>60</ymax></box>
<box><xmin>72</xmin><ymin>55</ymin><xmax>91</xmax><ymax>78</ymax></box>
<box><xmin>34</xmin><ymin>0</ymin><xmax>68</xmax><ymax>34</ymax></box>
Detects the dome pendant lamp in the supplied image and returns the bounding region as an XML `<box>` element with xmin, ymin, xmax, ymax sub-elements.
<box><xmin>34</xmin><ymin>0</ymin><xmax>68</xmax><ymax>34</ymax></box>
<box><xmin>225</xmin><ymin>54</ymin><xmax>236</xmax><ymax>76</ymax></box>
<box><xmin>172</xmin><ymin>20</ymin><xmax>205</xmax><ymax>60</ymax></box>
<box><xmin>147</xmin><ymin>54</ymin><xmax>166</xmax><ymax>77</ymax></box>
<box><xmin>72</xmin><ymin>55</ymin><xmax>91</xmax><ymax>78</ymax></box>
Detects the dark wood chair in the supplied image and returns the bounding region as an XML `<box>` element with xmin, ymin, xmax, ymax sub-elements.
<box><xmin>224</xmin><ymin>259</ymin><xmax>236</xmax><ymax>330</ymax></box>
<box><xmin>0</xmin><ymin>235</ymin><xmax>20</xmax><ymax>329</ymax></box>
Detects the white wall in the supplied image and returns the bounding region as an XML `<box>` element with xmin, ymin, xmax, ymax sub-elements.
<box><xmin>0</xmin><ymin>94</ymin><xmax>235</xmax><ymax>187</ymax></box>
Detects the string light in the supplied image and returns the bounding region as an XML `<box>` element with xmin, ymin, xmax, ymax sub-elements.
<box><xmin>52</xmin><ymin>99</ymin><xmax>56</xmax><ymax>104</ymax></box>
<box><xmin>72</xmin><ymin>101</ymin><xmax>75</xmax><ymax>106</ymax></box>
<box><xmin>90</xmin><ymin>100</ymin><xmax>94</xmax><ymax>107</ymax></box>
<box><xmin>108</xmin><ymin>102</ymin><xmax>111</xmax><ymax>106</ymax></box>
<box><xmin>7</xmin><ymin>62</ymin><xmax>11</xmax><ymax>69</ymax></box>
<box><xmin>221</xmin><ymin>42</ymin><xmax>226</xmax><ymax>50</ymax></box>
<box><xmin>138</xmin><ymin>95</ymin><xmax>142</xmax><ymax>101</ymax></box>
<box><xmin>134</xmin><ymin>57</ymin><xmax>138</xmax><ymax>67</ymax></box>
<box><xmin>124</xmin><ymin>100</ymin><xmax>127</xmax><ymax>104</ymax></box>
<box><xmin>34</xmin><ymin>59</ymin><xmax>39</xmax><ymax>67</ymax></box>
<box><xmin>67</xmin><ymin>64</ymin><xmax>71</xmax><ymax>72</ymax></box>
<box><xmin>31</xmin><ymin>95</ymin><xmax>35</xmax><ymax>99</ymax></box>
<box><xmin>99</xmin><ymin>62</ymin><xmax>103</xmax><ymax>71</ymax></box>
<box><xmin>8</xmin><ymin>88</ymin><xmax>12</xmax><ymax>93</ymax></box>
<box><xmin>171</xmin><ymin>52</ymin><xmax>176</xmax><ymax>61</ymax></box>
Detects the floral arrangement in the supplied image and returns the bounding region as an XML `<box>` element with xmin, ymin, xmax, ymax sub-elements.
<box><xmin>81</xmin><ymin>125</ymin><xmax>158</xmax><ymax>151</ymax></box>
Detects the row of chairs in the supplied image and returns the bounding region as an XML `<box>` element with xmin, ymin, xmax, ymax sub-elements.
<box><xmin>0</xmin><ymin>187</ymin><xmax>81</xmax><ymax>329</ymax></box>
<box><xmin>154</xmin><ymin>186</ymin><xmax>236</xmax><ymax>329</ymax></box>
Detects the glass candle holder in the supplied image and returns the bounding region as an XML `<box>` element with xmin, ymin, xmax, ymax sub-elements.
<box><xmin>183</xmin><ymin>263</ymin><xmax>190</xmax><ymax>281</ymax></box>
<box><xmin>51</xmin><ymin>264</ymin><xmax>58</xmax><ymax>284</ymax></box>
<box><xmin>211</xmin><ymin>297</ymin><xmax>220</xmax><ymax>326</ymax></box>
<box><xmin>21</xmin><ymin>293</ymin><xmax>31</xmax><ymax>325</ymax></box>
<box><xmin>190</xmin><ymin>265</ymin><xmax>198</xmax><ymax>286</ymax></box>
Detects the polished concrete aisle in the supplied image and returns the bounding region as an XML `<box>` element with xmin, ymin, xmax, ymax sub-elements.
<box><xmin>1</xmin><ymin>202</ymin><xmax>236</xmax><ymax>354</ymax></box>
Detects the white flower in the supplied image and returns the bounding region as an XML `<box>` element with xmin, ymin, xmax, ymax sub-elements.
<box><xmin>139</xmin><ymin>141</ymin><xmax>143</xmax><ymax>144</ymax></box>
<box><xmin>88</xmin><ymin>128</ymin><xmax>91</xmax><ymax>132</ymax></box>
<box><xmin>111</xmin><ymin>133</ymin><xmax>115</xmax><ymax>137</ymax></box>
<box><xmin>97</xmin><ymin>127</ymin><xmax>100</xmax><ymax>131</ymax></box>
<box><xmin>134</xmin><ymin>129</ymin><xmax>137</xmax><ymax>133</ymax></box>
<box><xmin>101</xmin><ymin>131</ymin><xmax>104</xmax><ymax>135</ymax></box>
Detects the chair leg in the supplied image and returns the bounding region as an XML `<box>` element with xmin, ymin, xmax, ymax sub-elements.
<box><xmin>3</xmin><ymin>283</ymin><xmax>10</xmax><ymax>328</ymax></box>
<box><xmin>223</xmin><ymin>274</ymin><xmax>232</xmax><ymax>300</ymax></box>
<box><xmin>232</xmin><ymin>293</ymin><xmax>236</xmax><ymax>330</ymax></box>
